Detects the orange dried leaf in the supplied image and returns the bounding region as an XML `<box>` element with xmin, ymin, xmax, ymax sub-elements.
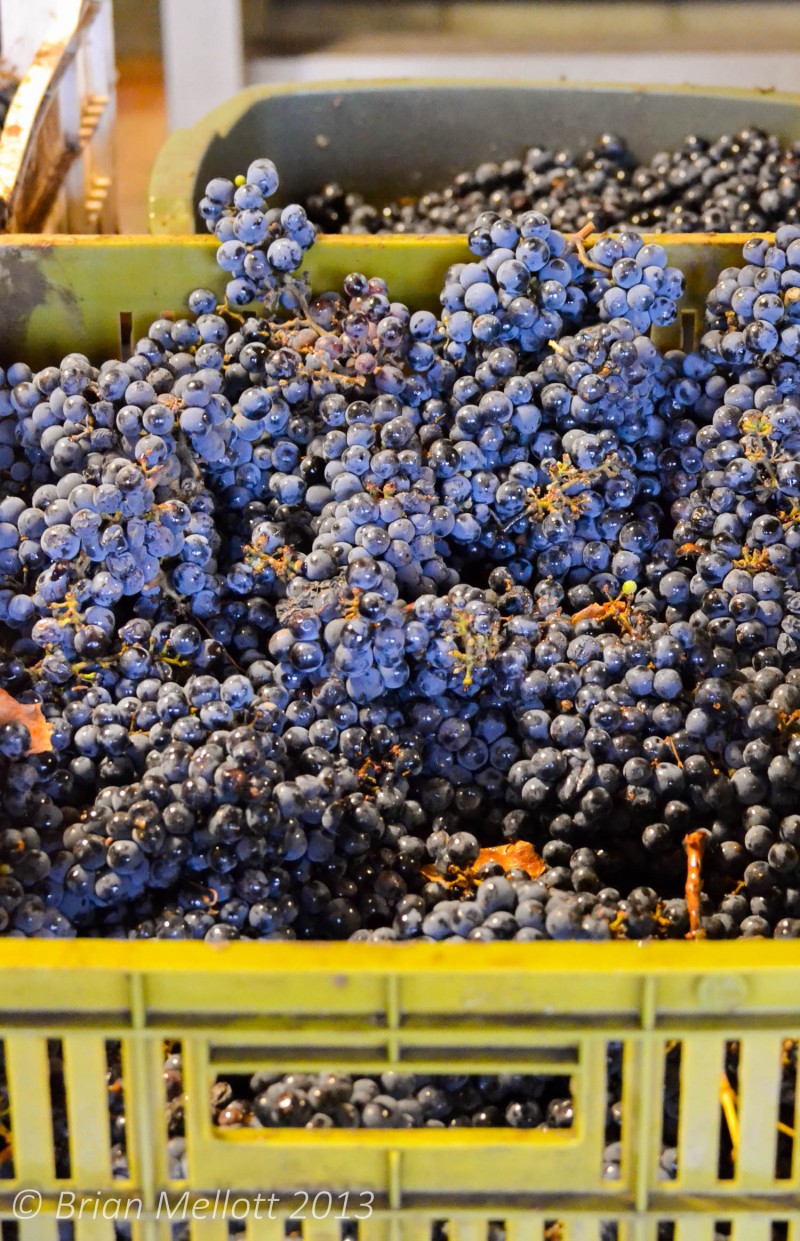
<box><xmin>571</xmin><ymin>602</ymin><xmax>607</xmax><ymax>624</ymax></box>
<box><xmin>419</xmin><ymin>863</ymin><xmax>460</xmax><ymax>889</ymax></box>
<box><xmin>0</xmin><ymin>688</ymin><xmax>53</xmax><ymax>754</ymax></box>
<box><xmin>419</xmin><ymin>841</ymin><xmax>545</xmax><ymax>893</ymax></box>
<box><xmin>475</xmin><ymin>841</ymin><xmax>545</xmax><ymax>879</ymax></box>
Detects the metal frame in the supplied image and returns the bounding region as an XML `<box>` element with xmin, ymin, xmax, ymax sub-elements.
<box><xmin>0</xmin><ymin>0</ymin><xmax>117</xmax><ymax>232</ymax></box>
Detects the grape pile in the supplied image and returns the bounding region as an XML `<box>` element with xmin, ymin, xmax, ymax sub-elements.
<box><xmin>4</xmin><ymin>155</ymin><xmax>800</xmax><ymax>953</ymax></box>
<box><xmin>304</xmin><ymin>126</ymin><xmax>800</xmax><ymax>236</ymax></box>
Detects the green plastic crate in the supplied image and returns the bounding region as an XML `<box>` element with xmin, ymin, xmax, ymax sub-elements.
<box><xmin>147</xmin><ymin>79</ymin><xmax>800</xmax><ymax>236</ymax></box>
<box><xmin>1</xmin><ymin>233</ymin><xmax>799</xmax><ymax>1241</ymax></box>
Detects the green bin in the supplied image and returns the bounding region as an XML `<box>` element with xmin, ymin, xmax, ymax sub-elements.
<box><xmin>148</xmin><ymin>78</ymin><xmax>800</xmax><ymax>235</ymax></box>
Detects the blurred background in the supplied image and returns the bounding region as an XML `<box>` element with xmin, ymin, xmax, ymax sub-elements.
<box><xmin>96</xmin><ymin>0</ymin><xmax>800</xmax><ymax>228</ymax></box>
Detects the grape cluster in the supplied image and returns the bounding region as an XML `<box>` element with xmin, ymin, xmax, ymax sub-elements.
<box><xmin>199</xmin><ymin>157</ymin><xmax>317</xmax><ymax>309</ymax></box>
<box><xmin>702</xmin><ymin>227</ymin><xmax>800</xmax><ymax>369</ymax></box>
<box><xmin>3</xmin><ymin>155</ymin><xmax>800</xmax><ymax>964</ymax></box>
<box><xmin>586</xmin><ymin>234</ymin><xmax>684</xmax><ymax>332</ymax></box>
<box><xmin>304</xmin><ymin>126</ymin><xmax>800</xmax><ymax>237</ymax></box>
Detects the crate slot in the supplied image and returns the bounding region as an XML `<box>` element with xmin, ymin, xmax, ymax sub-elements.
<box><xmin>0</xmin><ymin>1038</ymin><xmax>14</xmax><ymax>1179</ymax></box>
<box><xmin>209</xmin><ymin>1039</ymin><xmax>578</xmax><ymax>1061</ymax></box>
<box><xmin>660</xmin><ymin>1042</ymin><xmax>681</xmax><ymax>1180</ymax></box>
<box><xmin>0</xmin><ymin>1011</ymin><xmax>131</xmax><ymax>1029</ymax></box>
<box><xmin>118</xmin><ymin>310</ymin><xmax>133</xmax><ymax>361</ymax></box>
<box><xmin>602</xmin><ymin>1043</ymin><xmax>623</xmax><ymax>1184</ymax></box>
<box><xmin>163</xmin><ymin>1042</ymin><xmax>187</xmax><ymax>1183</ymax></box>
<box><xmin>680</xmin><ymin>310</ymin><xmax>698</xmax><ymax>352</ymax></box>
<box><xmin>106</xmin><ymin>1040</ymin><xmax>127</xmax><ymax>1185</ymax></box>
<box><xmin>398</xmin><ymin>1048</ymin><xmax>577</xmax><ymax>1068</ymax></box>
<box><xmin>47</xmin><ymin>1039</ymin><xmax>71</xmax><ymax>1180</ymax></box>
<box><xmin>209</xmin><ymin>1067</ymin><xmax>574</xmax><ymax>1136</ymax></box>
<box><xmin>718</xmin><ymin>1042</ymin><xmax>740</xmax><ymax>1182</ymax></box>
<box><xmin>775</xmin><ymin>1041</ymin><xmax>798</xmax><ymax>1181</ymax></box>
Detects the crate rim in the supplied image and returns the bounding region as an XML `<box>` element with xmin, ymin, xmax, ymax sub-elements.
<box><xmin>0</xmin><ymin>229</ymin><xmax>755</xmax><ymax>366</ymax></box>
<box><xmin>1</xmin><ymin>940</ymin><xmax>798</xmax><ymax>971</ymax></box>
<box><xmin>0</xmin><ymin>230</ymin><xmax>769</xmax><ymax>251</ymax></box>
<box><xmin>147</xmin><ymin>75</ymin><xmax>800</xmax><ymax>235</ymax></box>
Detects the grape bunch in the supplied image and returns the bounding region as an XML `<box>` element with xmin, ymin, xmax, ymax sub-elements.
<box><xmin>586</xmin><ymin>233</ymin><xmax>684</xmax><ymax>332</ymax></box>
<box><xmin>1</xmin><ymin>153</ymin><xmax>800</xmax><ymax>964</ymax></box>
<box><xmin>702</xmin><ymin>227</ymin><xmax>800</xmax><ymax>369</ymax></box>
<box><xmin>199</xmin><ymin>157</ymin><xmax>317</xmax><ymax>309</ymax></box>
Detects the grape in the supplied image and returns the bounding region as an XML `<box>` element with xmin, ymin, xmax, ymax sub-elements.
<box><xmin>302</xmin><ymin>125</ymin><xmax>799</xmax><ymax>238</ymax></box>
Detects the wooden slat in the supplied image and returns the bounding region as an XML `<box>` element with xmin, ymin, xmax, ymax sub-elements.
<box><xmin>18</xmin><ymin>1220</ymin><xmax>61</xmax><ymax>1241</ymax></box>
<box><xmin>181</xmin><ymin>1037</ymin><xmax>213</xmax><ymax>1189</ymax></box>
<box><xmin>248</xmin><ymin>1213</ymin><xmax>293</xmax><ymax>1241</ymax></box>
<box><xmin>563</xmin><ymin>1219</ymin><xmax>599</xmax><ymax>1241</ymax></box>
<box><xmin>183</xmin><ymin>1219</ymin><xmax>230</xmax><ymax>1241</ymax></box>
<box><xmin>446</xmin><ymin>1222</ymin><xmax>487</xmax><ymax>1241</ymax></box>
<box><xmin>304</xmin><ymin>1221</ymin><xmax>354</xmax><ymax>1241</ymax></box>
<box><xmin>616</xmin><ymin>1218</ymin><xmax>661</xmax><ymax>1241</ymax></box>
<box><xmin>74</xmin><ymin>1219</ymin><xmax>122</xmax><ymax>1241</ymax></box>
<box><xmin>579</xmin><ymin>1038</ymin><xmax>612</xmax><ymax>1196</ymax></box>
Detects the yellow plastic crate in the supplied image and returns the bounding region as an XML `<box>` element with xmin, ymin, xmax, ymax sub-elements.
<box><xmin>1</xmin><ymin>234</ymin><xmax>799</xmax><ymax>1241</ymax></box>
<box><xmin>3</xmin><ymin>941</ymin><xmax>800</xmax><ymax>1241</ymax></box>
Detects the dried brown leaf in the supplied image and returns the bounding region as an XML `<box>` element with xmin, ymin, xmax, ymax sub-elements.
<box><xmin>0</xmin><ymin>688</ymin><xmax>53</xmax><ymax>753</ymax></box>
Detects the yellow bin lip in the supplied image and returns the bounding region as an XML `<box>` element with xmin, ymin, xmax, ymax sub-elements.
<box><xmin>2</xmin><ymin>939</ymin><xmax>800</xmax><ymax>970</ymax></box>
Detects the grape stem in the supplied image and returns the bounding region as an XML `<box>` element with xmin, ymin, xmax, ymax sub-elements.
<box><xmin>568</xmin><ymin>222</ymin><xmax>610</xmax><ymax>273</ymax></box>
